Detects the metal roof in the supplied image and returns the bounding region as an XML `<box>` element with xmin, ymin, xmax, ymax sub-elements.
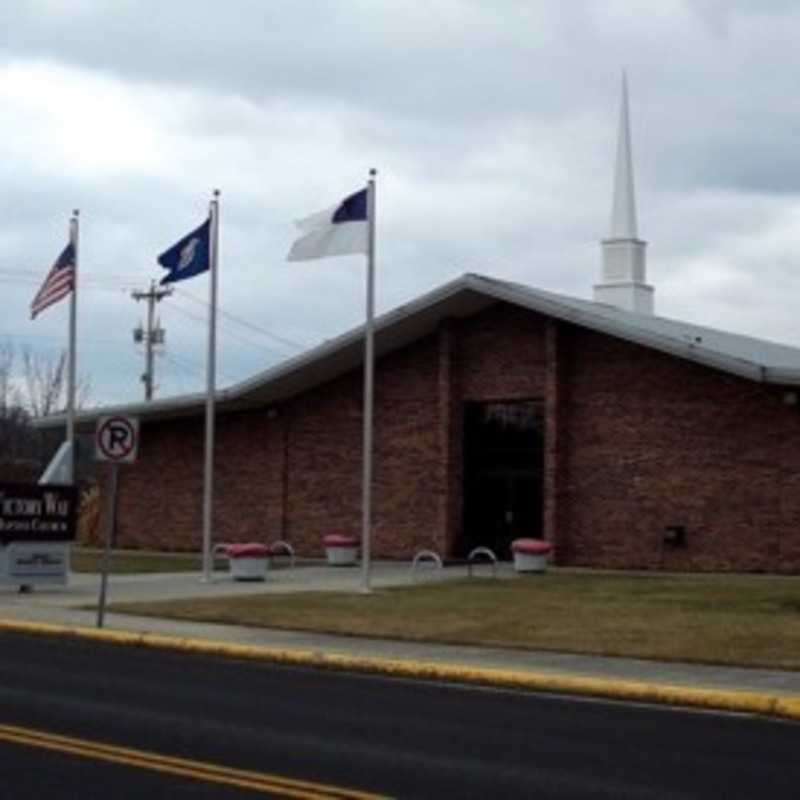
<box><xmin>37</xmin><ymin>272</ymin><xmax>800</xmax><ymax>431</ymax></box>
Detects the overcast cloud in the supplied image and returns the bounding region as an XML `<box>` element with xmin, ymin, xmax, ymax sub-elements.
<box><xmin>2</xmin><ymin>0</ymin><xmax>800</xmax><ymax>405</ymax></box>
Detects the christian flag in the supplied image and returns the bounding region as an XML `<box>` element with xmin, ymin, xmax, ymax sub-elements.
<box><xmin>287</xmin><ymin>189</ymin><xmax>368</xmax><ymax>261</ymax></box>
<box><xmin>30</xmin><ymin>242</ymin><xmax>76</xmax><ymax>319</ymax></box>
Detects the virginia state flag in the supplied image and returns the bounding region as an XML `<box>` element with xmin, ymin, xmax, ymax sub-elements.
<box><xmin>287</xmin><ymin>189</ymin><xmax>367</xmax><ymax>261</ymax></box>
<box><xmin>158</xmin><ymin>218</ymin><xmax>211</xmax><ymax>284</ymax></box>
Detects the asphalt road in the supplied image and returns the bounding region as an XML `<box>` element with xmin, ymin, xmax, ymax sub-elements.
<box><xmin>0</xmin><ymin>739</ymin><xmax>265</xmax><ymax>800</ymax></box>
<box><xmin>1</xmin><ymin>631</ymin><xmax>800</xmax><ymax>799</ymax></box>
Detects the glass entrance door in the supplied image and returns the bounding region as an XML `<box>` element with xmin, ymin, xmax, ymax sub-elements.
<box><xmin>460</xmin><ymin>401</ymin><xmax>544</xmax><ymax>559</ymax></box>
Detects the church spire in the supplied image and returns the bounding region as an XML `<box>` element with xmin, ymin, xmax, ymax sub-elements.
<box><xmin>610</xmin><ymin>71</ymin><xmax>638</xmax><ymax>239</ymax></box>
<box><xmin>594</xmin><ymin>72</ymin><xmax>654</xmax><ymax>315</ymax></box>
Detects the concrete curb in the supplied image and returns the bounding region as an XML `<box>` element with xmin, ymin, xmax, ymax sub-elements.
<box><xmin>3</xmin><ymin>618</ymin><xmax>800</xmax><ymax>723</ymax></box>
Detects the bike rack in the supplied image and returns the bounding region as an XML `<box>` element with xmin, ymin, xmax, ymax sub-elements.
<box><xmin>467</xmin><ymin>547</ymin><xmax>498</xmax><ymax>578</ymax></box>
<box><xmin>269</xmin><ymin>540</ymin><xmax>295</xmax><ymax>570</ymax></box>
<box><xmin>410</xmin><ymin>549</ymin><xmax>443</xmax><ymax>582</ymax></box>
<box><xmin>210</xmin><ymin>542</ymin><xmax>232</xmax><ymax>582</ymax></box>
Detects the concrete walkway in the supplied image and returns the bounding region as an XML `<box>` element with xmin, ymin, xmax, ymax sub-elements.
<box><xmin>2</xmin><ymin>561</ymin><xmax>800</xmax><ymax>704</ymax></box>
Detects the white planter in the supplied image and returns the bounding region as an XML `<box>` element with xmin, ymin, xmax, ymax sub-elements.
<box><xmin>513</xmin><ymin>551</ymin><xmax>548</xmax><ymax>573</ymax></box>
<box><xmin>230</xmin><ymin>556</ymin><xmax>269</xmax><ymax>581</ymax></box>
<box><xmin>326</xmin><ymin>545</ymin><xmax>358</xmax><ymax>566</ymax></box>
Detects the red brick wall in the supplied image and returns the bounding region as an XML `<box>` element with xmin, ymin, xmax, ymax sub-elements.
<box><xmin>457</xmin><ymin>304</ymin><xmax>547</xmax><ymax>401</ymax></box>
<box><xmin>283</xmin><ymin>369</ymin><xmax>361</xmax><ymax>556</ymax></box>
<box><xmin>556</xmin><ymin>325</ymin><xmax>800</xmax><ymax>572</ymax></box>
<box><xmin>279</xmin><ymin>335</ymin><xmax>445</xmax><ymax>558</ymax></box>
<box><xmin>544</xmin><ymin>319</ymin><xmax>569</xmax><ymax>558</ymax></box>
<box><xmin>215</xmin><ymin>411</ymin><xmax>286</xmax><ymax>543</ymax></box>
<box><xmin>109</xmin><ymin>334</ymin><xmax>444</xmax><ymax>558</ymax></box>
<box><xmin>372</xmin><ymin>336</ymin><xmax>442</xmax><ymax>556</ymax></box>
<box><xmin>104</xmin><ymin>410</ymin><xmax>286</xmax><ymax>551</ymax></box>
<box><xmin>112</xmin><ymin>417</ymin><xmax>203</xmax><ymax>551</ymax></box>
<box><xmin>437</xmin><ymin>321</ymin><xmax>460</xmax><ymax>555</ymax></box>
<box><xmin>104</xmin><ymin>299</ymin><xmax>800</xmax><ymax>573</ymax></box>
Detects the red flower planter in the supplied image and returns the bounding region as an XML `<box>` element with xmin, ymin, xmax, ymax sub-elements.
<box><xmin>224</xmin><ymin>542</ymin><xmax>270</xmax><ymax>581</ymax></box>
<box><xmin>323</xmin><ymin>533</ymin><xmax>359</xmax><ymax>566</ymax></box>
<box><xmin>511</xmin><ymin>538</ymin><xmax>552</xmax><ymax>573</ymax></box>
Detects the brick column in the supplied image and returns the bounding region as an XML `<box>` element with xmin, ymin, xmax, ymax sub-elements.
<box><xmin>437</xmin><ymin>320</ymin><xmax>460</xmax><ymax>556</ymax></box>
<box><xmin>280</xmin><ymin>406</ymin><xmax>290</xmax><ymax>542</ymax></box>
<box><xmin>544</xmin><ymin>319</ymin><xmax>565</xmax><ymax>561</ymax></box>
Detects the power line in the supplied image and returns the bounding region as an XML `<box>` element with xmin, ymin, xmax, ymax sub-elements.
<box><xmin>1</xmin><ymin>267</ymin><xmax>310</xmax><ymax>396</ymax></box>
<box><xmin>164</xmin><ymin>350</ymin><xmax>237</xmax><ymax>385</ymax></box>
<box><xmin>160</xmin><ymin>354</ymin><xmax>192</xmax><ymax>394</ymax></box>
<box><xmin>0</xmin><ymin>331</ymin><xmax>130</xmax><ymax>346</ymax></box>
<box><xmin>172</xmin><ymin>287</ymin><xmax>306</xmax><ymax>351</ymax></box>
<box><xmin>167</xmin><ymin>303</ymin><xmax>287</xmax><ymax>357</ymax></box>
<box><xmin>1</xmin><ymin>269</ymin><xmax>308</xmax><ymax>353</ymax></box>
<box><xmin>0</xmin><ymin>269</ymin><xmax>144</xmax><ymax>284</ymax></box>
<box><xmin>163</xmin><ymin>352</ymin><xmax>205</xmax><ymax>378</ymax></box>
<box><xmin>0</xmin><ymin>276</ymin><xmax>143</xmax><ymax>292</ymax></box>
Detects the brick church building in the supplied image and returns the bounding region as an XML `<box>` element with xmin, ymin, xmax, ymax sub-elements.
<box><xmin>45</xmin><ymin>80</ymin><xmax>800</xmax><ymax>572</ymax></box>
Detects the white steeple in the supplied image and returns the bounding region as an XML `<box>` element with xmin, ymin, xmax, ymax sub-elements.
<box><xmin>594</xmin><ymin>72</ymin><xmax>654</xmax><ymax>314</ymax></box>
<box><xmin>610</xmin><ymin>72</ymin><xmax>638</xmax><ymax>239</ymax></box>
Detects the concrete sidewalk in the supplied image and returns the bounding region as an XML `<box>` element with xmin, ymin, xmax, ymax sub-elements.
<box><xmin>2</xmin><ymin>561</ymin><xmax>800</xmax><ymax>708</ymax></box>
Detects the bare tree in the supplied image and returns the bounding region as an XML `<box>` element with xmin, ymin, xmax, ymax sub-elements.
<box><xmin>0</xmin><ymin>344</ymin><xmax>92</xmax><ymax>478</ymax></box>
<box><xmin>0</xmin><ymin>343</ymin><xmax>36</xmax><ymax>466</ymax></box>
<box><xmin>23</xmin><ymin>348</ymin><xmax>66</xmax><ymax>418</ymax></box>
<box><xmin>0</xmin><ymin>342</ymin><xmax>16</xmax><ymax>416</ymax></box>
<box><xmin>0</xmin><ymin>342</ymin><xmax>19</xmax><ymax>455</ymax></box>
<box><xmin>21</xmin><ymin>347</ymin><xmax>90</xmax><ymax>417</ymax></box>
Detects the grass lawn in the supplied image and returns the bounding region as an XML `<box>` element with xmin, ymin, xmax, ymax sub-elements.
<box><xmin>109</xmin><ymin>572</ymin><xmax>800</xmax><ymax>670</ymax></box>
<box><xmin>71</xmin><ymin>548</ymin><xmax>227</xmax><ymax>575</ymax></box>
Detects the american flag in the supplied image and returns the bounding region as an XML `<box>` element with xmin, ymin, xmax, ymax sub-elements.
<box><xmin>30</xmin><ymin>243</ymin><xmax>76</xmax><ymax>319</ymax></box>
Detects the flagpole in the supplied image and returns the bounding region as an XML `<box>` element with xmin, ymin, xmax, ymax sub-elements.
<box><xmin>66</xmin><ymin>210</ymin><xmax>79</xmax><ymax>484</ymax></box>
<box><xmin>201</xmin><ymin>190</ymin><xmax>220</xmax><ymax>582</ymax></box>
<box><xmin>361</xmin><ymin>169</ymin><xmax>377</xmax><ymax>594</ymax></box>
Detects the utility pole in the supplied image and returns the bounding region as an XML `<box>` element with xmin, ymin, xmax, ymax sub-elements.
<box><xmin>132</xmin><ymin>280</ymin><xmax>172</xmax><ymax>401</ymax></box>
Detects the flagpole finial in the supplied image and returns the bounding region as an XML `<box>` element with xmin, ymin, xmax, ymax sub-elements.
<box><xmin>72</xmin><ymin>209</ymin><xmax>80</xmax><ymax>218</ymax></box>
<box><xmin>369</xmin><ymin>168</ymin><xmax>376</xmax><ymax>178</ymax></box>
<box><xmin>213</xmin><ymin>189</ymin><xmax>220</xmax><ymax>199</ymax></box>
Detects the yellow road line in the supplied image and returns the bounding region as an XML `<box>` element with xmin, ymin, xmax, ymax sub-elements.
<box><xmin>0</xmin><ymin>723</ymin><xmax>385</xmax><ymax>800</ymax></box>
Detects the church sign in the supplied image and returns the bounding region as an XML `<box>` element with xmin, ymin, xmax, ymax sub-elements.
<box><xmin>0</xmin><ymin>483</ymin><xmax>78</xmax><ymax>543</ymax></box>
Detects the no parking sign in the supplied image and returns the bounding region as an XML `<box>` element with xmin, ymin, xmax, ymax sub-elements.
<box><xmin>94</xmin><ymin>414</ymin><xmax>139</xmax><ymax>629</ymax></box>
<box><xmin>95</xmin><ymin>416</ymin><xmax>139</xmax><ymax>464</ymax></box>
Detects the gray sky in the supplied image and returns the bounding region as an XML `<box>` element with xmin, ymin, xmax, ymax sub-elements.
<box><xmin>2</xmin><ymin>0</ymin><xmax>800</xmax><ymax>405</ymax></box>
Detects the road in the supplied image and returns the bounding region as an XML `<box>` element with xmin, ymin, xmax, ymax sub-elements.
<box><xmin>1</xmin><ymin>630</ymin><xmax>799</xmax><ymax>798</ymax></box>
